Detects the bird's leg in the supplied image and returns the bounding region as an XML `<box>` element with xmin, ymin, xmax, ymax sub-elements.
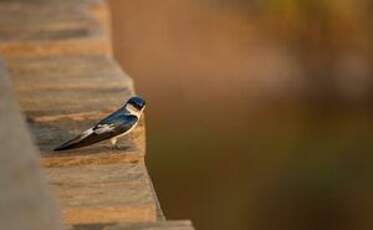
<box><xmin>110</xmin><ymin>138</ymin><xmax>120</xmax><ymax>150</ymax></box>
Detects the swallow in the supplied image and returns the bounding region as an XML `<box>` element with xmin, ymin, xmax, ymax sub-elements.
<box><xmin>54</xmin><ymin>96</ymin><xmax>145</xmax><ymax>151</ymax></box>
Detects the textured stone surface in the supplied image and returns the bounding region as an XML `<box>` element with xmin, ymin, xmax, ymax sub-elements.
<box><xmin>46</xmin><ymin>163</ymin><xmax>157</xmax><ymax>225</ymax></box>
<box><xmin>0</xmin><ymin>1</ymin><xmax>111</xmax><ymax>57</ymax></box>
<box><xmin>0</xmin><ymin>0</ymin><xmax>110</xmax><ymax>33</ymax></box>
<box><xmin>103</xmin><ymin>221</ymin><xmax>194</xmax><ymax>230</ymax></box>
<box><xmin>0</xmin><ymin>59</ymin><xmax>63</xmax><ymax>230</ymax></box>
<box><xmin>65</xmin><ymin>221</ymin><xmax>193</xmax><ymax>230</ymax></box>
<box><xmin>7</xmin><ymin>56</ymin><xmax>134</xmax><ymax>117</ymax></box>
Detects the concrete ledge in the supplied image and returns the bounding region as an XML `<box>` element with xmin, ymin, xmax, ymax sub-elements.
<box><xmin>46</xmin><ymin>162</ymin><xmax>157</xmax><ymax>225</ymax></box>
<box><xmin>0</xmin><ymin>1</ymin><xmax>111</xmax><ymax>57</ymax></box>
<box><xmin>0</xmin><ymin>58</ymin><xmax>63</xmax><ymax>230</ymax></box>
<box><xmin>105</xmin><ymin>221</ymin><xmax>194</xmax><ymax>230</ymax></box>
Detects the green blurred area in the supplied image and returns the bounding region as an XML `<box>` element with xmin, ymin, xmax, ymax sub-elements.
<box><xmin>109</xmin><ymin>0</ymin><xmax>373</xmax><ymax>229</ymax></box>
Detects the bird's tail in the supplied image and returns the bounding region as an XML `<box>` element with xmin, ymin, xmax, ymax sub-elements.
<box><xmin>54</xmin><ymin>131</ymin><xmax>111</xmax><ymax>151</ymax></box>
<box><xmin>54</xmin><ymin>138</ymin><xmax>87</xmax><ymax>151</ymax></box>
<box><xmin>53</xmin><ymin>141</ymin><xmax>80</xmax><ymax>151</ymax></box>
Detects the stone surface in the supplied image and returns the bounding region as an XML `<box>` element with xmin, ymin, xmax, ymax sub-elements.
<box><xmin>65</xmin><ymin>221</ymin><xmax>193</xmax><ymax>230</ymax></box>
<box><xmin>144</xmin><ymin>168</ymin><xmax>166</xmax><ymax>221</ymax></box>
<box><xmin>0</xmin><ymin>0</ymin><xmax>110</xmax><ymax>33</ymax></box>
<box><xmin>0</xmin><ymin>1</ymin><xmax>111</xmax><ymax>57</ymax></box>
<box><xmin>7</xmin><ymin>56</ymin><xmax>134</xmax><ymax>117</ymax></box>
<box><xmin>0</xmin><ymin>59</ymin><xmax>63</xmax><ymax>230</ymax></box>
<box><xmin>46</xmin><ymin>163</ymin><xmax>157</xmax><ymax>225</ymax></box>
<box><xmin>103</xmin><ymin>221</ymin><xmax>194</xmax><ymax>230</ymax></box>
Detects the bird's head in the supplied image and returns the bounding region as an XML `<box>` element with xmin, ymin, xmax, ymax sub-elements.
<box><xmin>125</xmin><ymin>96</ymin><xmax>146</xmax><ymax>115</ymax></box>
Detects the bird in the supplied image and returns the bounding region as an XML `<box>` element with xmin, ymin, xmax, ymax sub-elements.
<box><xmin>54</xmin><ymin>96</ymin><xmax>146</xmax><ymax>151</ymax></box>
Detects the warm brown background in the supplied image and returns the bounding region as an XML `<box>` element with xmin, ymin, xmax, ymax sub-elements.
<box><xmin>109</xmin><ymin>1</ymin><xmax>373</xmax><ymax>229</ymax></box>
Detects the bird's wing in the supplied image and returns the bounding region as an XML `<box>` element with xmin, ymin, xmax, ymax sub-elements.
<box><xmin>93</xmin><ymin>113</ymin><xmax>138</xmax><ymax>135</ymax></box>
<box><xmin>54</xmin><ymin>113</ymin><xmax>138</xmax><ymax>151</ymax></box>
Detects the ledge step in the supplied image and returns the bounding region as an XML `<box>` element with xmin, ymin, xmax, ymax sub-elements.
<box><xmin>104</xmin><ymin>221</ymin><xmax>194</xmax><ymax>230</ymax></box>
<box><xmin>0</xmin><ymin>1</ymin><xmax>111</xmax><ymax>57</ymax></box>
<box><xmin>46</xmin><ymin>163</ymin><xmax>157</xmax><ymax>225</ymax></box>
<box><xmin>66</xmin><ymin>221</ymin><xmax>194</xmax><ymax>230</ymax></box>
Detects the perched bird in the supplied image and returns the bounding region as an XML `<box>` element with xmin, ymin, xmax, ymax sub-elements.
<box><xmin>54</xmin><ymin>96</ymin><xmax>145</xmax><ymax>151</ymax></box>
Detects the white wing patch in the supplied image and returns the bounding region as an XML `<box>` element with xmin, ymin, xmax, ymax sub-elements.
<box><xmin>94</xmin><ymin>124</ymin><xmax>115</xmax><ymax>134</ymax></box>
<box><xmin>67</xmin><ymin>128</ymin><xmax>94</xmax><ymax>145</ymax></box>
<box><xmin>80</xmin><ymin>128</ymin><xmax>94</xmax><ymax>138</ymax></box>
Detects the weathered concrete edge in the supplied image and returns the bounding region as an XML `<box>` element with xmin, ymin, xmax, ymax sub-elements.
<box><xmin>0</xmin><ymin>58</ymin><xmax>63</xmax><ymax>230</ymax></box>
<box><xmin>143</xmin><ymin>162</ymin><xmax>166</xmax><ymax>221</ymax></box>
<box><xmin>104</xmin><ymin>220</ymin><xmax>194</xmax><ymax>230</ymax></box>
<box><xmin>107</xmin><ymin>67</ymin><xmax>166</xmax><ymax>221</ymax></box>
<box><xmin>0</xmin><ymin>0</ymin><xmax>183</xmax><ymax>226</ymax></box>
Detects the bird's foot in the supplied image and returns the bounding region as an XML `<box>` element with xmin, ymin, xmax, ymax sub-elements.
<box><xmin>111</xmin><ymin>144</ymin><xmax>121</xmax><ymax>151</ymax></box>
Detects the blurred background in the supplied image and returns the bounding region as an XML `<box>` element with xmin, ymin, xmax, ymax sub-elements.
<box><xmin>109</xmin><ymin>1</ymin><xmax>373</xmax><ymax>229</ymax></box>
